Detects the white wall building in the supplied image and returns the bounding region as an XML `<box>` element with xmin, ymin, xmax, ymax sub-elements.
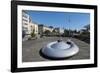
<box><xmin>54</xmin><ymin>28</ymin><xmax>64</xmax><ymax>34</ymax></box>
<box><xmin>22</xmin><ymin>11</ymin><xmax>30</xmax><ymax>35</ymax></box>
<box><xmin>29</xmin><ymin>22</ymin><xmax>38</xmax><ymax>35</ymax></box>
<box><xmin>43</xmin><ymin>26</ymin><xmax>53</xmax><ymax>32</ymax></box>
<box><xmin>59</xmin><ymin>28</ymin><xmax>64</xmax><ymax>34</ymax></box>
<box><xmin>22</xmin><ymin>11</ymin><xmax>39</xmax><ymax>41</ymax></box>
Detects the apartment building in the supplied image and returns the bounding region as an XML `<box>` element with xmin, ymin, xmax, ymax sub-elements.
<box><xmin>22</xmin><ymin>11</ymin><xmax>30</xmax><ymax>40</ymax></box>
<box><xmin>29</xmin><ymin>22</ymin><xmax>38</xmax><ymax>35</ymax></box>
<box><xmin>22</xmin><ymin>11</ymin><xmax>38</xmax><ymax>41</ymax></box>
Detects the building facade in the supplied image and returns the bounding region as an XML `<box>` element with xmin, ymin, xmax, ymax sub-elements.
<box><xmin>38</xmin><ymin>24</ymin><xmax>53</xmax><ymax>35</ymax></box>
<box><xmin>22</xmin><ymin>11</ymin><xmax>38</xmax><ymax>41</ymax></box>
<box><xmin>22</xmin><ymin>11</ymin><xmax>65</xmax><ymax>40</ymax></box>
<box><xmin>54</xmin><ymin>28</ymin><xmax>64</xmax><ymax>34</ymax></box>
<box><xmin>29</xmin><ymin>22</ymin><xmax>38</xmax><ymax>35</ymax></box>
<box><xmin>22</xmin><ymin>11</ymin><xmax>30</xmax><ymax>41</ymax></box>
<box><xmin>59</xmin><ymin>28</ymin><xmax>64</xmax><ymax>34</ymax></box>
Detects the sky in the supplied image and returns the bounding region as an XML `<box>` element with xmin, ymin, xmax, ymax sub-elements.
<box><xmin>25</xmin><ymin>10</ymin><xmax>90</xmax><ymax>30</ymax></box>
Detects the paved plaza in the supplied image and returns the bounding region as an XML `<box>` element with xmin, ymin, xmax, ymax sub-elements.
<box><xmin>22</xmin><ymin>37</ymin><xmax>90</xmax><ymax>62</ymax></box>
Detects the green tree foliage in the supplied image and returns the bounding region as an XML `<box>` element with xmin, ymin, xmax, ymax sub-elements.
<box><xmin>31</xmin><ymin>30</ymin><xmax>35</xmax><ymax>37</ymax></box>
<box><xmin>52</xmin><ymin>29</ymin><xmax>56</xmax><ymax>33</ymax></box>
<box><xmin>84</xmin><ymin>24</ymin><xmax>90</xmax><ymax>31</ymax></box>
<box><xmin>44</xmin><ymin>30</ymin><xmax>51</xmax><ymax>36</ymax></box>
<box><xmin>63</xmin><ymin>29</ymin><xmax>69</xmax><ymax>37</ymax></box>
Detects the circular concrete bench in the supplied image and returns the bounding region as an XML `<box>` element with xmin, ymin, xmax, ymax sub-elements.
<box><xmin>40</xmin><ymin>40</ymin><xmax>79</xmax><ymax>59</ymax></box>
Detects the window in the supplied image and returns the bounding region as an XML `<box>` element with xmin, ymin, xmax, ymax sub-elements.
<box><xmin>24</xmin><ymin>23</ymin><xmax>28</xmax><ymax>25</ymax></box>
<box><xmin>23</xmin><ymin>18</ymin><xmax>28</xmax><ymax>22</ymax></box>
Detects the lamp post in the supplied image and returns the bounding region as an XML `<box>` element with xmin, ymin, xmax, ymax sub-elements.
<box><xmin>68</xmin><ymin>16</ymin><xmax>71</xmax><ymax>38</ymax></box>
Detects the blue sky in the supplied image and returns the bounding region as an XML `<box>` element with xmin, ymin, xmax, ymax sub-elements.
<box><xmin>25</xmin><ymin>10</ymin><xmax>90</xmax><ymax>30</ymax></box>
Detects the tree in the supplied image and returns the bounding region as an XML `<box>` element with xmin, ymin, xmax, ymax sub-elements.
<box><xmin>84</xmin><ymin>24</ymin><xmax>90</xmax><ymax>32</ymax></box>
<box><xmin>63</xmin><ymin>29</ymin><xmax>69</xmax><ymax>37</ymax></box>
<box><xmin>31</xmin><ymin>30</ymin><xmax>35</xmax><ymax>37</ymax></box>
<box><xmin>49</xmin><ymin>26</ymin><xmax>53</xmax><ymax>28</ymax></box>
<box><xmin>44</xmin><ymin>30</ymin><xmax>51</xmax><ymax>36</ymax></box>
<box><xmin>73</xmin><ymin>29</ymin><xmax>77</xmax><ymax>33</ymax></box>
<box><xmin>52</xmin><ymin>29</ymin><xmax>56</xmax><ymax>33</ymax></box>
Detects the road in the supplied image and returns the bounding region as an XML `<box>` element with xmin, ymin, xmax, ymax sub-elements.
<box><xmin>22</xmin><ymin>37</ymin><xmax>90</xmax><ymax>62</ymax></box>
